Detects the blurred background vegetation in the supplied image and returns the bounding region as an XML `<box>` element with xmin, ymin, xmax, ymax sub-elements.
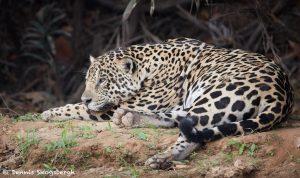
<box><xmin>0</xmin><ymin>0</ymin><xmax>300</xmax><ymax>115</ymax></box>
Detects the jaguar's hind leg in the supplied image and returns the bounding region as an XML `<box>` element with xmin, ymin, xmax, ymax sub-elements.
<box><xmin>112</xmin><ymin>108</ymin><xmax>176</xmax><ymax>128</ymax></box>
<box><xmin>145</xmin><ymin>133</ymin><xmax>199</xmax><ymax>169</ymax></box>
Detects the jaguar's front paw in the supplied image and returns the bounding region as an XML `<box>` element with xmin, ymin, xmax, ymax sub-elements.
<box><xmin>145</xmin><ymin>152</ymin><xmax>174</xmax><ymax>170</ymax></box>
<box><xmin>113</xmin><ymin>111</ymin><xmax>146</xmax><ymax>128</ymax></box>
<box><xmin>112</xmin><ymin>110</ymin><xmax>138</xmax><ymax>128</ymax></box>
<box><xmin>41</xmin><ymin>110</ymin><xmax>54</xmax><ymax>122</ymax></box>
<box><xmin>112</xmin><ymin>108</ymin><xmax>127</xmax><ymax>127</ymax></box>
<box><xmin>120</xmin><ymin>112</ymin><xmax>136</xmax><ymax>127</ymax></box>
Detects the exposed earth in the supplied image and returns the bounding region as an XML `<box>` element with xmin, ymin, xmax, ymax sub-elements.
<box><xmin>0</xmin><ymin>114</ymin><xmax>300</xmax><ymax>178</ymax></box>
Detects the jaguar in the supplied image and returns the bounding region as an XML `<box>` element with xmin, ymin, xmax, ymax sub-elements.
<box><xmin>42</xmin><ymin>38</ymin><xmax>293</xmax><ymax>169</ymax></box>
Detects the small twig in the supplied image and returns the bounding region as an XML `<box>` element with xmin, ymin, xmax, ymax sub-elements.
<box><xmin>93</xmin><ymin>15</ymin><xmax>122</xmax><ymax>29</ymax></box>
<box><xmin>0</xmin><ymin>94</ymin><xmax>20</xmax><ymax>115</ymax></box>
<box><xmin>0</xmin><ymin>60</ymin><xmax>17</xmax><ymax>67</ymax></box>
<box><xmin>245</xmin><ymin>23</ymin><xmax>263</xmax><ymax>50</ymax></box>
<box><xmin>176</xmin><ymin>5</ymin><xmax>208</xmax><ymax>32</ymax></box>
<box><xmin>236</xmin><ymin>21</ymin><xmax>258</xmax><ymax>35</ymax></box>
<box><xmin>271</xmin><ymin>0</ymin><xmax>288</xmax><ymax>14</ymax></box>
<box><xmin>103</xmin><ymin>27</ymin><xmax>120</xmax><ymax>52</ymax></box>
<box><xmin>125</xmin><ymin>35</ymin><xmax>144</xmax><ymax>46</ymax></box>
<box><xmin>20</xmin><ymin>78</ymin><xmax>42</xmax><ymax>93</ymax></box>
<box><xmin>140</xmin><ymin>22</ymin><xmax>161</xmax><ymax>43</ymax></box>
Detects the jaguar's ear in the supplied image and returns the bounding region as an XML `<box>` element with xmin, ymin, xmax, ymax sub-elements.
<box><xmin>89</xmin><ymin>55</ymin><xmax>96</xmax><ymax>63</ymax></box>
<box><xmin>115</xmin><ymin>57</ymin><xmax>137</xmax><ymax>75</ymax></box>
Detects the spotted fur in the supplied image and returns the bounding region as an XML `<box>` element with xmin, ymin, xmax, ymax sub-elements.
<box><xmin>42</xmin><ymin>38</ymin><xmax>293</xmax><ymax>169</ymax></box>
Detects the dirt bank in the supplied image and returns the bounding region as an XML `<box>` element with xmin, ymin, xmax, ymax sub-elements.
<box><xmin>0</xmin><ymin>116</ymin><xmax>299</xmax><ymax>178</ymax></box>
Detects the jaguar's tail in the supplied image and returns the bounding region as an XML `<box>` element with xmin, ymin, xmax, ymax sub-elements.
<box><xmin>179</xmin><ymin>102</ymin><xmax>292</xmax><ymax>143</ymax></box>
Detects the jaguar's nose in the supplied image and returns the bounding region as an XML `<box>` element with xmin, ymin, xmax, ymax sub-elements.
<box><xmin>81</xmin><ymin>96</ymin><xmax>92</xmax><ymax>106</ymax></box>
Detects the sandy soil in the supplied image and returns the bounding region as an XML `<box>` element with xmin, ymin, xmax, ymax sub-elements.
<box><xmin>0</xmin><ymin>117</ymin><xmax>300</xmax><ymax>178</ymax></box>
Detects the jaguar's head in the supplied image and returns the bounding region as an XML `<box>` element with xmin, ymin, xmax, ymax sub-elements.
<box><xmin>81</xmin><ymin>51</ymin><xmax>140</xmax><ymax>112</ymax></box>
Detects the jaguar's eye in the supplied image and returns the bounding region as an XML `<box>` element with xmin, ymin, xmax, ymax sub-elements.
<box><xmin>96</xmin><ymin>78</ymin><xmax>105</xmax><ymax>87</ymax></box>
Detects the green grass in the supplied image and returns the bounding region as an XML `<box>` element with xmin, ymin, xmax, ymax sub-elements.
<box><xmin>223</xmin><ymin>152</ymin><xmax>234</xmax><ymax>162</ymax></box>
<box><xmin>104</xmin><ymin>146</ymin><xmax>114</xmax><ymax>155</ymax></box>
<box><xmin>17</xmin><ymin>129</ymin><xmax>40</xmax><ymax>161</ymax></box>
<box><xmin>14</xmin><ymin>113</ymin><xmax>41</xmax><ymax>122</ymax></box>
<box><xmin>44</xmin><ymin>128</ymin><xmax>77</xmax><ymax>153</ymax></box>
<box><xmin>105</xmin><ymin>121</ymin><xmax>113</xmax><ymax>131</ymax></box>
<box><xmin>78</xmin><ymin>125</ymin><xmax>95</xmax><ymax>139</ymax></box>
<box><xmin>131</xmin><ymin>129</ymin><xmax>147</xmax><ymax>141</ymax></box>
<box><xmin>211</xmin><ymin>159</ymin><xmax>220</xmax><ymax>167</ymax></box>
<box><xmin>43</xmin><ymin>130</ymin><xmax>77</xmax><ymax>171</ymax></box>
<box><xmin>55</xmin><ymin>121</ymin><xmax>74</xmax><ymax>129</ymax></box>
<box><xmin>173</xmin><ymin>160</ymin><xmax>190</xmax><ymax>165</ymax></box>
<box><xmin>248</xmin><ymin>143</ymin><xmax>257</xmax><ymax>156</ymax></box>
<box><xmin>227</xmin><ymin>140</ymin><xmax>247</xmax><ymax>155</ymax></box>
<box><xmin>0</xmin><ymin>113</ymin><xmax>4</xmax><ymax>123</ymax></box>
<box><xmin>196</xmin><ymin>160</ymin><xmax>205</xmax><ymax>170</ymax></box>
<box><xmin>227</xmin><ymin>140</ymin><xmax>258</xmax><ymax>156</ymax></box>
<box><xmin>289</xmin><ymin>114</ymin><xmax>300</xmax><ymax>120</ymax></box>
<box><xmin>118</xmin><ymin>157</ymin><xmax>141</xmax><ymax>178</ymax></box>
<box><xmin>43</xmin><ymin>163</ymin><xmax>57</xmax><ymax>171</ymax></box>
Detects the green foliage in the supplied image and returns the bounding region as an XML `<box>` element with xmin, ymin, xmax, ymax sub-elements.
<box><xmin>189</xmin><ymin>152</ymin><xmax>197</xmax><ymax>160</ymax></box>
<box><xmin>227</xmin><ymin>140</ymin><xmax>258</xmax><ymax>156</ymax></box>
<box><xmin>105</xmin><ymin>121</ymin><xmax>113</xmax><ymax>131</ymax></box>
<box><xmin>127</xmin><ymin>167</ymin><xmax>140</xmax><ymax>178</ymax></box>
<box><xmin>55</xmin><ymin>121</ymin><xmax>74</xmax><ymax>129</ymax></box>
<box><xmin>78</xmin><ymin>125</ymin><xmax>95</xmax><ymax>139</ymax></box>
<box><xmin>43</xmin><ymin>163</ymin><xmax>57</xmax><ymax>171</ymax></box>
<box><xmin>118</xmin><ymin>157</ymin><xmax>140</xmax><ymax>178</ymax></box>
<box><xmin>228</xmin><ymin>140</ymin><xmax>247</xmax><ymax>155</ymax></box>
<box><xmin>210</xmin><ymin>159</ymin><xmax>220</xmax><ymax>167</ymax></box>
<box><xmin>20</xmin><ymin>3</ymin><xmax>70</xmax><ymax>67</ymax></box>
<box><xmin>17</xmin><ymin>129</ymin><xmax>40</xmax><ymax>161</ymax></box>
<box><xmin>224</xmin><ymin>152</ymin><xmax>234</xmax><ymax>162</ymax></box>
<box><xmin>103</xmin><ymin>176</ymin><xmax>121</xmax><ymax>178</ymax></box>
<box><xmin>45</xmin><ymin>128</ymin><xmax>77</xmax><ymax>153</ymax></box>
<box><xmin>196</xmin><ymin>160</ymin><xmax>205</xmax><ymax>170</ymax></box>
<box><xmin>104</xmin><ymin>146</ymin><xmax>113</xmax><ymax>155</ymax></box>
<box><xmin>136</xmin><ymin>132</ymin><xmax>147</xmax><ymax>141</ymax></box>
<box><xmin>14</xmin><ymin>113</ymin><xmax>41</xmax><ymax>122</ymax></box>
<box><xmin>289</xmin><ymin>114</ymin><xmax>300</xmax><ymax>120</ymax></box>
<box><xmin>172</xmin><ymin>160</ymin><xmax>190</xmax><ymax>165</ymax></box>
<box><xmin>248</xmin><ymin>143</ymin><xmax>257</xmax><ymax>156</ymax></box>
<box><xmin>131</xmin><ymin>129</ymin><xmax>147</xmax><ymax>141</ymax></box>
<box><xmin>115</xmin><ymin>143</ymin><xmax>123</xmax><ymax>149</ymax></box>
<box><xmin>0</xmin><ymin>113</ymin><xmax>4</xmax><ymax>122</ymax></box>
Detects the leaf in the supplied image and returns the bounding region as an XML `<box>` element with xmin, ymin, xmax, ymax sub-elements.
<box><xmin>227</xmin><ymin>140</ymin><xmax>240</xmax><ymax>145</ymax></box>
<box><xmin>22</xmin><ymin>40</ymin><xmax>45</xmax><ymax>51</ymax></box>
<box><xmin>48</xmin><ymin>14</ymin><xmax>66</xmax><ymax>27</ymax></box>
<box><xmin>21</xmin><ymin>44</ymin><xmax>43</xmax><ymax>52</ymax></box>
<box><xmin>20</xmin><ymin>53</ymin><xmax>47</xmax><ymax>63</ymax></box>
<box><xmin>150</xmin><ymin>0</ymin><xmax>155</xmax><ymax>16</ymax></box>
<box><xmin>239</xmin><ymin>143</ymin><xmax>246</xmax><ymax>155</ymax></box>
<box><xmin>137</xmin><ymin>131</ymin><xmax>147</xmax><ymax>140</ymax></box>
<box><xmin>50</xmin><ymin>30</ymin><xmax>71</xmax><ymax>37</ymax></box>
<box><xmin>30</xmin><ymin>21</ymin><xmax>45</xmax><ymax>34</ymax></box>
<box><xmin>248</xmin><ymin>143</ymin><xmax>257</xmax><ymax>156</ymax></box>
<box><xmin>26</xmin><ymin>27</ymin><xmax>44</xmax><ymax>34</ymax></box>
<box><xmin>195</xmin><ymin>0</ymin><xmax>200</xmax><ymax>10</ymax></box>
<box><xmin>47</xmin><ymin>35</ymin><xmax>56</xmax><ymax>55</ymax></box>
<box><xmin>22</xmin><ymin>33</ymin><xmax>43</xmax><ymax>41</ymax></box>
<box><xmin>122</xmin><ymin>0</ymin><xmax>141</xmax><ymax>22</ymax></box>
<box><xmin>43</xmin><ymin>164</ymin><xmax>52</xmax><ymax>170</ymax></box>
